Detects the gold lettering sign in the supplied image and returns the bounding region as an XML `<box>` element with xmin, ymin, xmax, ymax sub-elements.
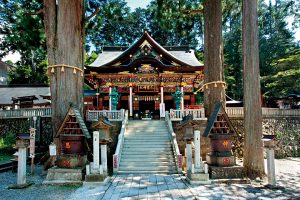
<box><xmin>65</xmin><ymin>142</ymin><xmax>71</xmax><ymax>149</ymax></box>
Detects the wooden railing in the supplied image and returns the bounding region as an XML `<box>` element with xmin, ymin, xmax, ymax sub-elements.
<box><xmin>86</xmin><ymin>109</ymin><xmax>125</xmax><ymax>121</ymax></box>
<box><xmin>0</xmin><ymin>107</ymin><xmax>52</xmax><ymax>118</ymax></box>
<box><xmin>165</xmin><ymin>111</ymin><xmax>182</xmax><ymax>173</ymax></box>
<box><xmin>226</xmin><ymin>107</ymin><xmax>300</xmax><ymax>118</ymax></box>
<box><xmin>113</xmin><ymin>110</ymin><xmax>128</xmax><ymax>174</ymax></box>
<box><xmin>169</xmin><ymin>108</ymin><xmax>206</xmax><ymax>121</ymax></box>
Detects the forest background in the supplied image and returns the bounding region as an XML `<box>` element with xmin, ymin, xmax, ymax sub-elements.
<box><xmin>0</xmin><ymin>0</ymin><xmax>299</xmax><ymax>103</ymax></box>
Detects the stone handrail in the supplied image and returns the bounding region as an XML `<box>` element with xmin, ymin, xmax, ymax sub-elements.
<box><xmin>86</xmin><ymin>109</ymin><xmax>125</xmax><ymax>121</ymax></box>
<box><xmin>113</xmin><ymin>110</ymin><xmax>128</xmax><ymax>173</ymax></box>
<box><xmin>169</xmin><ymin>108</ymin><xmax>206</xmax><ymax>121</ymax></box>
<box><xmin>0</xmin><ymin>107</ymin><xmax>52</xmax><ymax>118</ymax></box>
<box><xmin>226</xmin><ymin>107</ymin><xmax>300</xmax><ymax>118</ymax></box>
<box><xmin>165</xmin><ymin>111</ymin><xmax>182</xmax><ymax>173</ymax></box>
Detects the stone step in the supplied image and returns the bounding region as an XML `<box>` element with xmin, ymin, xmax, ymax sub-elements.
<box><xmin>124</xmin><ymin>141</ymin><xmax>171</xmax><ymax>145</ymax></box>
<box><xmin>126</xmin><ymin>128</ymin><xmax>168</xmax><ymax>134</ymax></box>
<box><xmin>124</xmin><ymin>138</ymin><xmax>170</xmax><ymax>141</ymax></box>
<box><xmin>124</xmin><ymin>136</ymin><xmax>170</xmax><ymax>142</ymax></box>
<box><xmin>120</xmin><ymin>157</ymin><xmax>175</xmax><ymax>162</ymax></box>
<box><xmin>121</xmin><ymin>151</ymin><xmax>173</xmax><ymax>156</ymax></box>
<box><xmin>122</xmin><ymin>146</ymin><xmax>172</xmax><ymax>150</ymax></box>
<box><xmin>117</xmin><ymin>170</ymin><xmax>177</xmax><ymax>174</ymax></box>
<box><xmin>119</xmin><ymin>161</ymin><xmax>175</xmax><ymax>167</ymax></box>
<box><xmin>121</xmin><ymin>154</ymin><xmax>175</xmax><ymax>159</ymax></box>
<box><xmin>118</xmin><ymin>166</ymin><xmax>177</xmax><ymax>171</ymax></box>
<box><xmin>123</xmin><ymin>142</ymin><xmax>171</xmax><ymax>146</ymax></box>
<box><xmin>125</xmin><ymin>134</ymin><xmax>169</xmax><ymax>137</ymax></box>
<box><xmin>122</xmin><ymin>149</ymin><xmax>173</xmax><ymax>154</ymax></box>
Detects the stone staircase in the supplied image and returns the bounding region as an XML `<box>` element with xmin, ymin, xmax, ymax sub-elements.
<box><xmin>118</xmin><ymin>120</ymin><xmax>177</xmax><ymax>174</ymax></box>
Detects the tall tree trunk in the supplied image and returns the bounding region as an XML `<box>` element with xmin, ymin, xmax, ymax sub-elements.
<box><xmin>43</xmin><ymin>0</ymin><xmax>84</xmax><ymax>143</ymax></box>
<box><xmin>242</xmin><ymin>0</ymin><xmax>264</xmax><ymax>178</ymax></box>
<box><xmin>203</xmin><ymin>0</ymin><xmax>226</xmax><ymax>117</ymax></box>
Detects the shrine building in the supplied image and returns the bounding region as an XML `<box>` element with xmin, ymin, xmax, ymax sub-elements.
<box><xmin>84</xmin><ymin>31</ymin><xmax>204</xmax><ymax>119</ymax></box>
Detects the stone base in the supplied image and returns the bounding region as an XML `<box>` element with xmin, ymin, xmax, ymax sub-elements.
<box><xmin>43</xmin><ymin>167</ymin><xmax>84</xmax><ymax>185</ymax></box>
<box><xmin>8</xmin><ymin>182</ymin><xmax>33</xmax><ymax>189</ymax></box>
<box><xmin>83</xmin><ymin>176</ymin><xmax>110</xmax><ymax>186</ymax></box>
<box><xmin>85</xmin><ymin>174</ymin><xmax>105</xmax><ymax>182</ymax></box>
<box><xmin>187</xmin><ymin>173</ymin><xmax>211</xmax><ymax>184</ymax></box>
<box><xmin>209</xmin><ymin>165</ymin><xmax>245</xmax><ymax>179</ymax></box>
<box><xmin>206</xmin><ymin>153</ymin><xmax>235</xmax><ymax>167</ymax></box>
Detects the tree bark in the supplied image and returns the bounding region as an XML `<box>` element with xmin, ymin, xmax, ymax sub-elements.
<box><xmin>43</xmin><ymin>0</ymin><xmax>84</xmax><ymax>140</ymax></box>
<box><xmin>203</xmin><ymin>0</ymin><xmax>226</xmax><ymax>117</ymax></box>
<box><xmin>242</xmin><ymin>0</ymin><xmax>265</xmax><ymax>178</ymax></box>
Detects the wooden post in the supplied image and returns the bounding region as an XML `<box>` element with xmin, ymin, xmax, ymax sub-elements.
<box><xmin>203</xmin><ymin>0</ymin><xmax>226</xmax><ymax>117</ymax></box>
<box><xmin>29</xmin><ymin>128</ymin><xmax>36</xmax><ymax>175</ymax></box>
<box><xmin>242</xmin><ymin>0</ymin><xmax>264</xmax><ymax>178</ymax></box>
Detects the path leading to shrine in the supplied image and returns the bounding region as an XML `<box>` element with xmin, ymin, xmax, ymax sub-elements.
<box><xmin>69</xmin><ymin>158</ymin><xmax>300</xmax><ymax>200</ymax></box>
<box><xmin>0</xmin><ymin>159</ymin><xmax>299</xmax><ymax>199</ymax></box>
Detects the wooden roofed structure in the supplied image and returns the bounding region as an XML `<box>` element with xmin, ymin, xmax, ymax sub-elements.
<box><xmin>84</xmin><ymin>31</ymin><xmax>204</xmax><ymax>118</ymax></box>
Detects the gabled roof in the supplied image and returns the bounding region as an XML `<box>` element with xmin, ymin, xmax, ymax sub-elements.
<box><xmin>0</xmin><ymin>86</ymin><xmax>50</xmax><ymax>105</ymax></box>
<box><xmin>89</xmin><ymin>31</ymin><xmax>203</xmax><ymax>69</ymax></box>
<box><xmin>57</xmin><ymin>105</ymin><xmax>91</xmax><ymax>139</ymax></box>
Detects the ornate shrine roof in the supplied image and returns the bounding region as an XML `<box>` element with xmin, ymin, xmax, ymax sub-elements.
<box><xmin>88</xmin><ymin>31</ymin><xmax>203</xmax><ymax>72</ymax></box>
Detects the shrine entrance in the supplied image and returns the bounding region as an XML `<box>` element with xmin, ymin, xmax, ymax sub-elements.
<box><xmin>134</xmin><ymin>95</ymin><xmax>160</xmax><ymax>119</ymax></box>
<box><xmin>139</xmin><ymin>100</ymin><xmax>155</xmax><ymax>119</ymax></box>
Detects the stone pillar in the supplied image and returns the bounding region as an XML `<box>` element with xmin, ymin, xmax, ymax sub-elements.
<box><xmin>101</xmin><ymin>144</ymin><xmax>107</xmax><ymax>174</ymax></box>
<box><xmin>160</xmin><ymin>86</ymin><xmax>165</xmax><ymax>118</ymax></box>
<box><xmin>17</xmin><ymin>147</ymin><xmax>27</xmax><ymax>185</ymax></box>
<box><xmin>160</xmin><ymin>86</ymin><xmax>164</xmax><ymax>104</ymax></box>
<box><xmin>129</xmin><ymin>86</ymin><xmax>133</xmax><ymax>117</ymax></box>
<box><xmin>93</xmin><ymin>131</ymin><xmax>100</xmax><ymax>172</ymax></box>
<box><xmin>194</xmin><ymin>130</ymin><xmax>203</xmax><ymax>173</ymax></box>
<box><xmin>181</xmin><ymin>86</ymin><xmax>184</xmax><ymax>110</ymax></box>
<box><xmin>109</xmin><ymin>87</ymin><xmax>112</xmax><ymax>111</ymax></box>
<box><xmin>266</xmin><ymin>147</ymin><xmax>276</xmax><ymax>186</ymax></box>
<box><xmin>186</xmin><ymin>141</ymin><xmax>193</xmax><ymax>179</ymax></box>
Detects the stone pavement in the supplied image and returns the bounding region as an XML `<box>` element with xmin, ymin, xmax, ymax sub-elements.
<box><xmin>69</xmin><ymin>158</ymin><xmax>300</xmax><ymax>200</ymax></box>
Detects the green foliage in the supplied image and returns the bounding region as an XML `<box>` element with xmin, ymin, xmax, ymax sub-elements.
<box><xmin>0</xmin><ymin>132</ymin><xmax>16</xmax><ymax>156</ymax></box>
<box><xmin>0</xmin><ymin>0</ymin><xmax>48</xmax><ymax>84</ymax></box>
<box><xmin>262</xmin><ymin>52</ymin><xmax>300</xmax><ymax>98</ymax></box>
<box><xmin>84</xmin><ymin>52</ymin><xmax>98</xmax><ymax>66</ymax></box>
<box><xmin>276</xmin><ymin>128</ymin><xmax>300</xmax><ymax>158</ymax></box>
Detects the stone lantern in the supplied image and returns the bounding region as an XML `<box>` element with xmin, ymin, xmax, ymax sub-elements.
<box><xmin>172</xmin><ymin>86</ymin><xmax>183</xmax><ymax>110</ymax></box>
<box><xmin>91</xmin><ymin>117</ymin><xmax>114</xmax><ymax>175</ymax></box>
<box><xmin>109</xmin><ymin>87</ymin><xmax>120</xmax><ymax>110</ymax></box>
<box><xmin>176</xmin><ymin>115</ymin><xmax>209</xmax><ymax>183</ymax></box>
<box><xmin>262</xmin><ymin>134</ymin><xmax>278</xmax><ymax>187</ymax></box>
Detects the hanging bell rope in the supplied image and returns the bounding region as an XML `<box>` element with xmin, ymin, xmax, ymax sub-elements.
<box><xmin>47</xmin><ymin>64</ymin><xmax>84</xmax><ymax>77</ymax></box>
<box><xmin>194</xmin><ymin>81</ymin><xmax>226</xmax><ymax>94</ymax></box>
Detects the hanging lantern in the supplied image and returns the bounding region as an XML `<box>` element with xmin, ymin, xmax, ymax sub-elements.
<box><xmin>81</xmin><ymin>72</ymin><xmax>83</xmax><ymax>77</ymax></box>
<box><xmin>73</xmin><ymin>68</ymin><xmax>76</xmax><ymax>74</ymax></box>
<box><xmin>214</xmin><ymin>83</ymin><xmax>217</xmax><ymax>87</ymax></box>
<box><xmin>50</xmin><ymin>67</ymin><xmax>54</xmax><ymax>73</ymax></box>
<box><xmin>61</xmin><ymin>66</ymin><xmax>64</xmax><ymax>72</ymax></box>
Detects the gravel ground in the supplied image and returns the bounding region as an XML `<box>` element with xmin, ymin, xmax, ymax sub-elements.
<box><xmin>0</xmin><ymin>165</ymin><xmax>78</xmax><ymax>200</ymax></box>
<box><xmin>0</xmin><ymin>158</ymin><xmax>299</xmax><ymax>200</ymax></box>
